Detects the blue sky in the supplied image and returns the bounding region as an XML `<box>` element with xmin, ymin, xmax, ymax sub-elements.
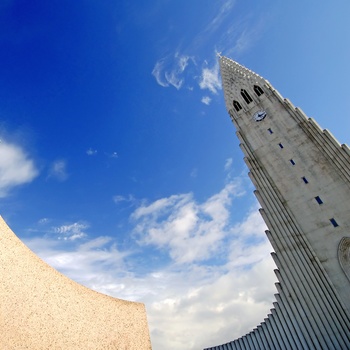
<box><xmin>1</xmin><ymin>1</ymin><xmax>350</xmax><ymax>349</ymax></box>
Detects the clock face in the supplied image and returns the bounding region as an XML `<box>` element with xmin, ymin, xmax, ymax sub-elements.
<box><xmin>253</xmin><ymin>110</ymin><xmax>267</xmax><ymax>122</ymax></box>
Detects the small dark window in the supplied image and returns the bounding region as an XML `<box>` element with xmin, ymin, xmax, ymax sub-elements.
<box><xmin>241</xmin><ymin>89</ymin><xmax>253</xmax><ymax>104</ymax></box>
<box><xmin>315</xmin><ymin>196</ymin><xmax>323</xmax><ymax>205</ymax></box>
<box><xmin>302</xmin><ymin>177</ymin><xmax>308</xmax><ymax>184</ymax></box>
<box><xmin>233</xmin><ymin>100</ymin><xmax>242</xmax><ymax>112</ymax></box>
<box><xmin>290</xmin><ymin>159</ymin><xmax>295</xmax><ymax>165</ymax></box>
<box><xmin>278</xmin><ymin>143</ymin><xmax>284</xmax><ymax>149</ymax></box>
<box><xmin>330</xmin><ymin>218</ymin><xmax>339</xmax><ymax>227</ymax></box>
<box><xmin>254</xmin><ymin>85</ymin><xmax>264</xmax><ymax>96</ymax></box>
<box><xmin>268</xmin><ymin>128</ymin><xmax>273</xmax><ymax>134</ymax></box>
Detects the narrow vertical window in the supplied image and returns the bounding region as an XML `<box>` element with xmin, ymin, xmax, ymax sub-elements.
<box><xmin>278</xmin><ymin>143</ymin><xmax>284</xmax><ymax>149</ymax></box>
<box><xmin>254</xmin><ymin>85</ymin><xmax>264</xmax><ymax>96</ymax></box>
<box><xmin>330</xmin><ymin>218</ymin><xmax>339</xmax><ymax>227</ymax></box>
<box><xmin>315</xmin><ymin>196</ymin><xmax>323</xmax><ymax>205</ymax></box>
<box><xmin>241</xmin><ymin>89</ymin><xmax>253</xmax><ymax>104</ymax></box>
<box><xmin>268</xmin><ymin>128</ymin><xmax>273</xmax><ymax>134</ymax></box>
<box><xmin>302</xmin><ymin>177</ymin><xmax>308</xmax><ymax>184</ymax></box>
<box><xmin>290</xmin><ymin>159</ymin><xmax>295</xmax><ymax>165</ymax></box>
<box><xmin>233</xmin><ymin>100</ymin><xmax>242</xmax><ymax>112</ymax></box>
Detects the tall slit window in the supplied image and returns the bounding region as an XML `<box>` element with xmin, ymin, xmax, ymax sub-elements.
<box><xmin>241</xmin><ymin>89</ymin><xmax>253</xmax><ymax>104</ymax></box>
<box><xmin>233</xmin><ymin>100</ymin><xmax>242</xmax><ymax>112</ymax></box>
<box><xmin>315</xmin><ymin>196</ymin><xmax>323</xmax><ymax>205</ymax></box>
<box><xmin>254</xmin><ymin>85</ymin><xmax>264</xmax><ymax>96</ymax></box>
<box><xmin>330</xmin><ymin>218</ymin><xmax>339</xmax><ymax>227</ymax></box>
<box><xmin>302</xmin><ymin>177</ymin><xmax>308</xmax><ymax>184</ymax></box>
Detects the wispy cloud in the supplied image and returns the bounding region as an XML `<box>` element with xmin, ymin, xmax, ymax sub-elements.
<box><xmin>224</xmin><ymin>157</ymin><xmax>233</xmax><ymax>171</ymax></box>
<box><xmin>110</xmin><ymin>151</ymin><xmax>118</xmax><ymax>158</ymax></box>
<box><xmin>0</xmin><ymin>139</ymin><xmax>38</xmax><ymax>197</ymax></box>
<box><xmin>48</xmin><ymin>159</ymin><xmax>68</xmax><ymax>181</ymax></box>
<box><xmin>218</xmin><ymin>14</ymin><xmax>267</xmax><ymax>58</ymax></box>
<box><xmin>201</xmin><ymin>96</ymin><xmax>212</xmax><ymax>105</ymax></box>
<box><xmin>190</xmin><ymin>168</ymin><xmax>198</xmax><ymax>178</ymax></box>
<box><xmin>204</xmin><ymin>0</ymin><xmax>236</xmax><ymax>34</ymax></box>
<box><xmin>25</xmin><ymin>235</ymin><xmax>130</xmax><ymax>292</ymax></box>
<box><xmin>86</xmin><ymin>148</ymin><xmax>97</xmax><ymax>156</ymax></box>
<box><xmin>53</xmin><ymin>222</ymin><xmax>88</xmax><ymax>241</ymax></box>
<box><xmin>113</xmin><ymin>194</ymin><xmax>136</xmax><ymax>205</ymax></box>
<box><xmin>150</xmin><ymin>0</ymin><xmax>268</xmax><ymax>102</ymax></box>
<box><xmin>38</xmin><ymin>217</ymin><xmax>50</xmax><ymax>225</ymax></box>
<box><xmin>152</xmin><ymin>53</ymin><xmax>193</xmax><ymax>90</ymax></box>
<box><xmin>199</xmin><ymin>61</ymin><xmax>221</xmax><ymax>94</ymax></box>
<box><xmin>232</xmin><ymin>28</ymin><xmax>257</xmax><ymax>55</ymax></box>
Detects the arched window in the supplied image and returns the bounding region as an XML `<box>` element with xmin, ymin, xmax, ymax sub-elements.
<box><xmin>233</xmin><ymin>100</ymin><xmax>242</xmax><ymax>112</ymax></box>
<box><xmin>241</xmin><ymin>89</ymin><xmax>253</xmax><ymax>104</ymax></box>
<box><xmin>254</xmin><ymin>85</ymin><xmax>264</xmax><ymax>96</ymax></box>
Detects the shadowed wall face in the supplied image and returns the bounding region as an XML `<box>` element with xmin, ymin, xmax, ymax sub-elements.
<box><xmin>0</xmin><ymin>216</ymin><xmax>151</xmax><ymax>349</ymax></box>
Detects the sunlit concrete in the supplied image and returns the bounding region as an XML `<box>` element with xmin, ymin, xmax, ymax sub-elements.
<box><xmin>0</xmin><ymin>216</ymin><xmax>151</xmax><ymax>349</ymax></box>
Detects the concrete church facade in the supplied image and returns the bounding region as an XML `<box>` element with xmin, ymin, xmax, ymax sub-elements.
<box><xmin>205</xmin><ymin>57</ymin><xmax>350</xmax><ymax>349</ymax></box>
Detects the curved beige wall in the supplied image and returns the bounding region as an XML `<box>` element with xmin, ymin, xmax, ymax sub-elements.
<box><xmin>0</xmin><ymin>216</ymin><xmax>151</xmax><ymax>349</ymax></box>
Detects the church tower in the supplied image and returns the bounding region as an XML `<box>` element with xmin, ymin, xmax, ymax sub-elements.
<box><xmin>205</xmin><ymin>56</ymin><xmax>350</xmax><ymax>349</ymax></box>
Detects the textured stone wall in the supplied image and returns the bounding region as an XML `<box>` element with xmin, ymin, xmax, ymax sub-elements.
<box><xmin>0</xmin><ymin>216</ymin><xmax>151</xmax><ymax>349</ymax></box>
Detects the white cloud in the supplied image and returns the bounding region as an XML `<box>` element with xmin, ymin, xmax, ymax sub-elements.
<box><xmin>113</xmin><ymin>195</ymin><xmax>126</xmax><ymax>203</ymax></box>
<box><xmin>201</xmin><ymin>96</ymin><xmax>212</xmax><ymax>105</ymax></box>
<box><xmin>224</xmin><ymin>157</ymin><xmax>233</xmax><ymax>171</ymax></box>
<box><xmin>38</xmin><ymin>217</ymin><xmax>50</xmax><ymax>225</ymax></box>
<box><xmin>233</xmin><ymin>29</ymin><xmax>254</xmax><ymax>54</ymax></box>
<box><xmin>48</xmin><ymin>160</ymin><xmax>68</xmax><ymax>181</ymax></box>
<box><xmin>132</xmin><ymin>180</ymin><xmax>243</xmax><ymax>264</ymax></box>
<box><xmin>220</xmin><ymin>15</ymin><xmax>266</xmax><ymax>57</ymax></box>
<box><xmin>25</xmin><ymin>235</ymin><xmax>131</xmax><ymax>293</ymax></box>
<box><xmin>152</xmin><ymin>59</ymin><xmax>169</xmax><ymax>87</ymax></box>
<box><xmin>54</xmin><ymin>222</ymin><xmax>88</xmax><ymax>241</ymax></box>
<box><xmin>199</xmin><ymin>62</ymin><xmax>221</xmax><ymax>94</ymax></box>
<box><xmin>113</xmin><ymin>194</ymin><xmax>135</xmax><ymax>205</ymax></box>
<box><xmin>205</xmin><ymin>0</ymin><xmax>236</xmax><ymax>33</ymax></box>
<box><xmin>24</xmin><ymin>178</ymin><xmax>277</xmax><ymax>350</ymax></box>
<box><xmin>86</xmin><ymin>148</ymin><xmax>97</xmax><ymax>156</ymax></box>
<box><xmin>0</xmin><ymin>139</ymin><xmax>38</xmax><ymax>197</ymax></box>
<box><xmin>190</xmin><ymin>168</ymin><xmax>198</xmax><ymax>178</ymax></box>
<box><xmin>152</xmin><ymin>53</ymin><xmax>193</xmax><ymax>90</ymax></box>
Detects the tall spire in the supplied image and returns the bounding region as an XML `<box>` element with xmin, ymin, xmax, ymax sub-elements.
<box><xmin>219</xmin><ymin>56</ymin><xmax>270</xmax><ymax>115</ymax></box>
<box><xmin>205</xmin><ymin>57</ymin><xmax>350</xmax><ymax>349</ymax></box>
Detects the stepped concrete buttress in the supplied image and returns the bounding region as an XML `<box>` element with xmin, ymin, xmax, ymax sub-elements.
<box><xmin>0</xmin><ymin>216</ymin><xmax>152</xmax><ymax>349</ymax></box>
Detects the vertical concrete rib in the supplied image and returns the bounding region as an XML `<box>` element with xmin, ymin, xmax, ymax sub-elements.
<box><xmin>265</xmin><ymin>314</ymin><xmax>280</xmax><ymax>350</ymax></box>
<box><xmin>241</xmin><ymin>335</ymin><xmax>251</xmax><ymax>350</ymax></box>
<box><xmin>273</xmin><ymin>265</ymin><xmax>327</xmax><ymax>349</ymax></box>
<box><xmin>261</xmin><ymin>322</ymin><xmax>276</xmax><ymax>350</ymax></box>
<box><xmin>270</xmin><ymin>308</ymin><xmax>288</xmax><ymax>349</ymax></box>
<box><xmin>237</xmin><ymin>337</ymin><xmax>245</xmax><ymax>350</ymax></box>
<box><xmin>257</xmin><ymin>325</ymin><xmax>269</xmax><ymax>349</ymax></box>
<box><xmin>272</xmin><ymin>299</ymin><xmax>302</xmax><ymax>350</ymax></box>
<box><xmin>274</xmin><ymin>288</ymin><xmax>311</xmax><ymax>349</ymax></box>
<box><xmin>247</xmin><ymin>148</ymin><xmax>350</xmax><ymax>344</ymax></box>
<box><xmin>252</xmin><ymin>328</ymin><xmax>262</xmax><ymax>349</ymax></box>
<box><xmin>249</xmin><ymin>333</ymin><xmax>259</xmax><ymax>350</ymax></box>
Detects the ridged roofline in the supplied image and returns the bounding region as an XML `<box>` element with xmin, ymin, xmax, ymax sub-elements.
<box><xmin>219</xmin><ymin>55</ymin><xmax>267</xmax><ymax>83</ymax></box>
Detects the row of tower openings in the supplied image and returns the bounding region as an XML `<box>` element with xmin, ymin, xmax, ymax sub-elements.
<box><xmin>233</xmin><ymin>85</ymin><xmax>264</xmax><ymax>111</ymax></box>
<box><xmin>272</xmin><ymin>133</ymin><xmax>339</xmax><ymax>228</ymax></box>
